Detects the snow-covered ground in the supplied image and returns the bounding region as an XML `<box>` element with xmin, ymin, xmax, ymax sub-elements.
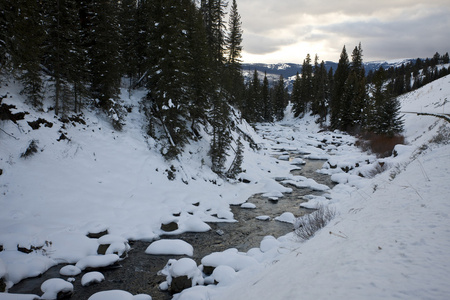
<box><xmin>1</xmin><ymin>74</ymin><xmax>450</xmax><ymax>299</ymax></box>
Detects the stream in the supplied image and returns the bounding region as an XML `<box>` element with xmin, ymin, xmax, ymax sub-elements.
<box><xmin>9</xmin><ymin>158</ymin><xmax>332</xmax><ymax>299</ymax></box>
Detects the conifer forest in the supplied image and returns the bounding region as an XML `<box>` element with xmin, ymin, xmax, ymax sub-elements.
<box><xmin>1</xmin><ymin>0</ymin><xmax>449</xmax><ymax>174</ymax></box>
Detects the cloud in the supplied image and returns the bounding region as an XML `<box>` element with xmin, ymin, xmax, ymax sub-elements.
<box><xmin>238</xmin><ymin>0</ymin><xmax>450</xmax><ymax>62</ymax></box>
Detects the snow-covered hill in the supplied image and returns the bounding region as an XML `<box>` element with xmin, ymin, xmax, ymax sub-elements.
<box><xmin>204</xmin><ymin>75</ymin><xmax>450</xmax><ymax>300</ymax></box>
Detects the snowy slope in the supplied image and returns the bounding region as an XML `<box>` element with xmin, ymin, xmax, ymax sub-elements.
<box><xmin>1</xmin><ymin>74</ymin><xmax>449</xmax><ymax>299</ymax></box>
<box><xmin>205</xmin><ymin>75</ymin><xmax>450</xmax><ymax>300</ymax></box>
<box><xmin>0</xmin><ymin>78</ymin><xmax>291</xmax><ymax>288</ymax></box>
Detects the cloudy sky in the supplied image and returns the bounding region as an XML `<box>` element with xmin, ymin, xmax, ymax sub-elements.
<box><xmin>237</xmin><ymin>0</ymin><xmax>450</xmax><ymax>64</ymax></box>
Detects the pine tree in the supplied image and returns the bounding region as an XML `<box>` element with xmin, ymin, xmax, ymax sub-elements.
<box><xmin>0</xmin><ymin>0</ymin><xmax>13</xmax><ymax>80</ymax></box>
<box><xmin>366</xmin><ymin>67</ymin><xmax>404</xmax><ymax>136</ymax></box>
<box><xmin>11</xmin><ymin>0</ymin><xmax>46</xmax><ymax>107</ymax></box>
<box><xmin>300</xmin><ymin>53</ymin><xmax>314</xmax><ymax>113</ymax></box>
<box><xmin>224</xmin><ymin>0</ymin><xmax>243</xmax><ymax>105</ymax></box>
<box><xmin>146</xmin><ymin>0</ymin><xmax>193</xmax><ymax>158</ymax></box>
<box><xmin>226</xmin><ymin>136</ymin><xmax>244</xmax><ymax>178</ymax></box>
<box><xmin>312</xmin><ymin>60</ymin><xmax>329</xmax><ymax>122</ymax></box>
<box><xmin>261</xmin><ymin>72</ymin><xmax>272</xmax><ymax>122</ymax></box>
<box><xmin>209</xmin><ymin>88</ymin><xmax>231</xmax><ymax>175</ymax></box>
<box><xmin>331</xmin><ymin>46</ymin><xmax>350</xmax><ymax>130</ymax></box>
<box><xmin>272</xmin><ymin>75</ymin><xmax>286</xmax><ymax>121</ymax></box>
<box><xmin>86</xmin><ymin>0</ymin><xmax>122</xmax><ymax>128</ymax></box>
<box><xmin>291</xmin><ymin>72</ymin><xmax>303</xmax><ymax>117</ymax></box>
<box><xmin>118</xmin><ymin>0</ymin><xmax>138</xmax><ymax>91</ymax></box>
<box><xmin>346</xmin><ymin>43</ymin><xmax>366</xmax><ymax>132</ymax></box>
<box><xmin>42</xmin><ymin>0</ymin><xmax>82</xmax><ymax>116</ymax></box>
<box><xmin>243</xmin><ymin>70</ymin><xmax>261</xmax><ymax>122</ymax></box>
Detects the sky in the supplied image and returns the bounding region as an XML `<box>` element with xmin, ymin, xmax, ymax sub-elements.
<box><xmin>237</xmin><ymin>0</ymin><xmax>450</xmax><ymax>64</ymax></box>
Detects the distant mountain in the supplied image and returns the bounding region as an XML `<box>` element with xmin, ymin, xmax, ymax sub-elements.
<box><xmin>241</xmin><ymin>58</ymin><xmax>416</xmax><ymax>90</ymax></box>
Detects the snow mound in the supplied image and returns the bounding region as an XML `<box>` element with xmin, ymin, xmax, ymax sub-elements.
<box><xmin>81</xmin><ymin>271</ymin><xmax>105</xmax><ymax>286</ymax></box>
<box><xmin>145</xmin><ymin>239</ymin><xmax>194</xmax><ymax>256</ymax></box>
<box><xmin>75</xmin><ymin>254</ymin><xmax>120</xmax><ymax>271</ymax></box>
<box><xmin>201</xmin><ymin>248</ymin><xmax>258</xmax><ymax>271</ymax></box>
<box><xmin>59</xmin><ymin>265</ymin><xmax>81</xmax><ymax>276</ymax></box>
<box><xmin>274</xmin><ymin>212</ymin><xmax>295</xmax><ymax>224</ymax></box>
<box><xmin>40</xmin><ymin>278</ymin><xmax>73</xmax><ymax>300</ymax></box>
<box><xmin>88</xmin><ymin>290</ymin><xmax>151</xmax><ymax>300</ymax></box>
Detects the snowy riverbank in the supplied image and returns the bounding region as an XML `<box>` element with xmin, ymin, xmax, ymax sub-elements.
<box><xmin>1</xmin><ymin>75</ymin><xmax>450</xmax><ymax>299</ymax></box>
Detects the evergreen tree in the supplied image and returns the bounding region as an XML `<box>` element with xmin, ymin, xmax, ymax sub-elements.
<box><xmin>226</xmin><ymin>136</ymin><xmax>244</xmax><ymax>178</ymax></box>
<box><xmin>272</xmin><ymin>75</ymin><xmax>286</xmax><ymax>121</ymax></box>
<box><xmin>312</xmin><ymin>60</ymin><xmax>329</xmax><ymax>122</ymax></box>
<box><xmin>300</xmin><ymin>53</ymin><xmax>313</xmax><ymax>113</ymax></box>
<box><xmin>291</xmin><ymin>72</ymin><xmax>303</xmax><ymax>117</ymax></box>
<box><xmin>244</xmin><ymin>70</ymin><xmax>261</xmax><ymax>122</ymax></box>
<box><xmin>11</xmin><ymin>0</ymin><xmax>46</xmax><ymax>107</ymax></box>
<box><xmin>86</xmin><ymin>0</ymin><xmax>122</xmax><ymax>128</ymax></box>
<box><xmin>0</xmin><ymin>0</ymin><xmax>14</xmax><ymax>80</ymax></box>
<box><xmin>42</xmin><ymin>0</ymin><xmax>82</xmax><ymax>116</ymax></box>
<box><xmin>346</xmin><ymin>43</ymin><xmax>366</xmax><ymax>131</ymax></box>
<box><xmin>331</xmin><ymin>46</ymin><xmax>350</xmax><ymax>130</ymax></box>
<box><xmin>366</xmin><ymin>67</ymin><xmax>404</xmax><ymax>136</ymax></box>
<box><xmin>261</xmin><ymin>72</ymin><xmax>272</xmax><ymax>122</ymax></box>
<box><xmin>146</xmin><ymin>0</ymin><xmax>193</xmax><ymax>157</ymax></box>
<box><xmin>209</xmin><ymin>88</ymin><xmax>231</xmax><ymax>175</ymax></box>
<box><xmin>118</xmin><ymin>0</ymin><xmax>139</xmax><ymax>90</ymax></box>
<box><xmin>224</xmin><ymin>0</ymin><xmax>244</xmax><ymax>105</ymax></box>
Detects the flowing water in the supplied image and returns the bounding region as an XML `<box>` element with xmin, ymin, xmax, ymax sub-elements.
<box><xmin>9</xmin><ymin>159</ymin><xmax>332</xmax><ymax>299</ymax></box>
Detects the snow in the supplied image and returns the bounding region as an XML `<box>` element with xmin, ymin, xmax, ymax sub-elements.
<box><xmin>201</xmin><ymin>249</ymin><xmax>258</xmax><ymax>271</ymax></box>
<box><xmin>145</xmin><ymin>239</ymin><xmax>194</xmax><ymax>256</ymax></box>
<box><xmin>87</xmin><ymin>290</ymin><xmax>152</xmax><ymax>300</ymax></box>
<box><xmin>59</xmin><ymin>265</ymin><xmax>81</xmax><ymax>276</ymax></box>
<box><xmin>81</xmin><ymin>272</ymin><xmax>105</xmax><ymax>286</ymax></box>
<box><xmin>159</xmin><ymin>258</ymin><xmax>204</xmax><ymax>288</ymax></box>
<box><xmin>0</xmin><ymin>74</ymin><xmax>449</xmax><ymax>299</ymax></box>
<box><xmin>75</xmin><ymin>254</ymin><xmax>120</xmax><ymax>271</ymax></box>
<box><xmin>40</xmin><ymin>278</ymin><xmax>73</xmax><ymax>300</ymax></box>
<box><xmin>240</xmin><ymin>203</ymin><xmax>256</xmax><ymax>209</ymax></box>
<box><xmin>274</xmin><ymin>212</ymin><xmax>296</xmax><ymax>224</ymax></box>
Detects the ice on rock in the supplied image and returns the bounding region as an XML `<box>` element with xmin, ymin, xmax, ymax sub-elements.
<box><xmin>145</xmin><ymin>239</ymin><xmax>194</xmax><ymax>256</ymax></box>
<box><xmin>40</xmin><ymin>278</ymin><xmax>73</xmax><ymax>300</ymax></box>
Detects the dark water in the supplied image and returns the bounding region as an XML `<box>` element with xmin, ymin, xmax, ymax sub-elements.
<box><xmin>8</xmin><ymin>159</ymin><xmax>331</xmax><ymax>299</ymax></box>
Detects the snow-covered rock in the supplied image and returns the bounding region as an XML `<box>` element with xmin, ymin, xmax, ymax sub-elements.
<box><xmin>59</xmin><ymin>265</ymin><xmax>81</xmax><ymax>276</ymax></box>
<box><xmin>145</xmin><ymin>239</ymin><xmax>193</xmax><ymax>256</ymax></box>
<box><xmin>81</xmin><ymin>271</ymin><xmax>105</xmax><ymax>286</ymax></box>
<box><xmin>40</xmin><ymin>278</ymin><xmax>73</xmax><ymax>300</ymax></box>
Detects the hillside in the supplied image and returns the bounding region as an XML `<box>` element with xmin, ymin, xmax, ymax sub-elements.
<box><xmin>0</xmin><ymin>74</ymin><xmax>449</xmax><ymax>299</ymax></box>
<box><xmin>205</xmin><ymin>75</ymin><xmax>450</xmax><ymax>300</ymax></box>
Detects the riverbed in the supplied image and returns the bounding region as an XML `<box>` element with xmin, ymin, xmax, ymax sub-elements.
<box><xmin>9</xmin><ymin>159</ymin><xmax>332</xmax><ymax>299</ymax></box>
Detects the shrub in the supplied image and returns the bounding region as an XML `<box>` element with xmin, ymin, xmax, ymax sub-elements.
<box><xmin>357</xmin><ymin>132</ymin><xmax>405</xmax><ymax>158</ymax></box>
<box><xmin>294</xmin><ymin>205</ymin><xmax>336</xmax><ymax>241</ymax></box>
<box><xmin>21</xmin><ymin>139</ymin><xmax>39</xmax><ymax>158</ymax></box>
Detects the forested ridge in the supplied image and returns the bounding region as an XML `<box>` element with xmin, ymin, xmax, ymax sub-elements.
<box><xmin>1</xmin><ymin>0</ymin><xmax>449</xmax><ymax>175</ymax></box>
